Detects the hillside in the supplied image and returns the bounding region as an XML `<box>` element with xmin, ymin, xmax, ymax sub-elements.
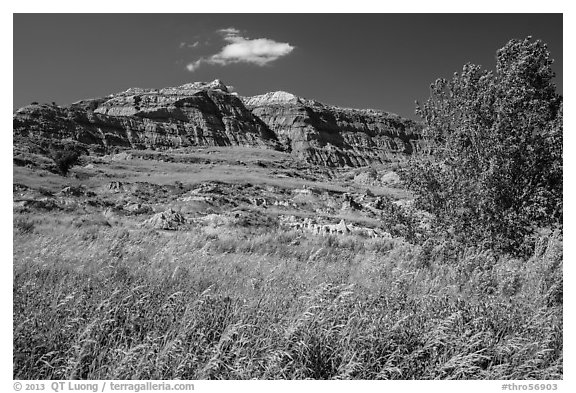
<box><xmin>12</xmin><ymin>76</ymin><xmax>562</xmax><ymax>380</ymax></box>
<box><xmin>12</xmin><ymin>142</ymin><xmax>562</xmax><ymax>380</ymax></box>
<box><xmin>13</xmin><ymin>80</ymin><xmax>421</xmax><ymax>167</ymax></box>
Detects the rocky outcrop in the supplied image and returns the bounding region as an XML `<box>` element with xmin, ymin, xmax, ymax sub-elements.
<box><xmin>13</xmin><ymin>79</ymin><xmax>421</xmax><ymax>167</ymax></box>
<box><xmin>243</xmin><ymin>91</ymin><xmax>421</xmax><ymax>166</ymax></box>
<box><xmin>145</xmin><ymin>209</ymin><xmax>186</xmax><ymax>230</ymax></box>
<box><xmin>280</xmin><ymin>215</ymin><xmax>392</xmax><ymax>239</ymax></box>
<box><xmin>13</xmin><ymin>79</ymin><xmax>278</xmax><ymax>154</ymax></box>
<box><xmin>353</xmin><ymin>170</ymin><xmax>402</xmax><ymax>188</ymax></box>
<box><xmin>341</xmin><ymin>193</ymin><xmax>362</xmax><ymax>211</ymax></box>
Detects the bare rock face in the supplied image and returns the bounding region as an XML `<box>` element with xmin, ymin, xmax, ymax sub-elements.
<box><xmin>280</xmin><ymin>215</ymin><xmax>392</xmax><ymax>239</ymax></box>
<box><xmin>13</xmin><ymin>80</ymin><xmax>421</xmax><ymax>167</ymax></box>
<box><xmin>380</xmin><ymin>171</ymin><xmax>402</xmax><ymax>187</ymax></box>
<box><xmin>13</xmin><ymin>81</ymin><xmax>278</xmax><ymax>154</ymax></box>
<box><xmin>243</xmin><ymin>91</ymin><xmax>422</xmax><ymax>166</ymax></box>
<box><xmin>354</xmin><ymin>170</ymin><xmax>403</xmax><ymax>188</ymax></box>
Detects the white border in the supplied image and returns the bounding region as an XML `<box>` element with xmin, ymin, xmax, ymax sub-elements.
<box><xmin>4</xmin><ymin>2</ymin><xmax>573</xmax><ymax>392</ymax></box>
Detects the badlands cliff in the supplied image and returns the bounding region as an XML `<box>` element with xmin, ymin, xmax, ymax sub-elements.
<box><xmin>13</xmin><ymin>79</ymin><xmax>421</xmax><ymax>167</ymax></box>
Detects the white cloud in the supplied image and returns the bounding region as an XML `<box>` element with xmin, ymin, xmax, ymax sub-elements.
<box><xmin>209</xmin><ymin>37</ymin><xmax>294</xmax><ymax>66</ymax></box>
<box><xmin>186</xmin><ymin>60</ymin><xmax>203</xmax><ymax>72</ymax></box>
<box><xmin>218</xmin><ymin>27</ymin><xmax>241</xmax><ymax>37</ymax></box>
<box><xmin>180</xmin><ymin>41</ymin><xmax>200</xmax><ymax>49</ymax></box>
<box><xmin>186</xmin><ymin>27</ymin><xmax>294</xmax><ymax>72</ymax></box>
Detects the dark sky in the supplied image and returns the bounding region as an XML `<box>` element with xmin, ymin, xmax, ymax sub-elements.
<box><xmin>13</xmin><ymin>14</ymin><xmax>563</xmax><ymax>120</ymax></box>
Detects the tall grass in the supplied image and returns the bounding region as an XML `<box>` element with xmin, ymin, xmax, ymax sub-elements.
<box><xmin>13</xmin><ymin>213</ymin><xmax>562</xmax><ymax>379</ymax></box>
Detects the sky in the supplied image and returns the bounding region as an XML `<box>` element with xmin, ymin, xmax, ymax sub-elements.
<box><xmin>13</xmin><ymin>14</ymin><xmax>563</xmax><ymax>120</ymax></box>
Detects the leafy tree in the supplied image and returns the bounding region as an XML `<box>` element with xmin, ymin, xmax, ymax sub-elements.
<box><xmin>401</xmin><ymin>37</ymin><xmax>562</xmax><ymax>256</ymax></box>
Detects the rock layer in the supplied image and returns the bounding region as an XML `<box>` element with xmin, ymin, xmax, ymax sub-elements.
<box><xmin>13</xmin><ymin>80</ymin><xmax>421</xmax><ymax>167</ymax></box>
<box><xmin>244</xmin><ymin>92</ymin><xmax>421</xmax><ymax>166</ymax></box>
<box><xmin>13</xmin><ymin>80</ymin><xmax>278</xmax><ymax>154</ymax></box>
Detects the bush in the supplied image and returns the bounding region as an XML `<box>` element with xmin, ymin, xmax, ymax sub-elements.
<box><xmin>374</xmin><ymin>196</ymin><xmax>423</xmax><ymax>243</ymax></box>
<box><xmin>401</xmin><ymin>37</ymin><xmax>562</xmax><ymax>256</ymax></box>
<box><xmin>51</xmin><ymin>148</ymin><xmax>81</xmax><ymax>176</ymax></box>
<box><xmin>14</xmin><ymin>217</ymin><xmax>35</xmax><ymax>234</ymax></box>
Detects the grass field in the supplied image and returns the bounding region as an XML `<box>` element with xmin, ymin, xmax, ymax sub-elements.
<box><xmin>13</xmin><ymin>148</ymin><xmax>562</xmax><ymax>379</ymax></box>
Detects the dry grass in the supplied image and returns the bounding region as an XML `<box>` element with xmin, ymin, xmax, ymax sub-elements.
<box><xmin>14</xmin><ymin>147</ymin><xmax>410</xmax><ymax>199</ymax></box>
<box><xmin>13</xmin><ymin>212</ymin><xmax>562</xmax><ymax>379</ymax></box>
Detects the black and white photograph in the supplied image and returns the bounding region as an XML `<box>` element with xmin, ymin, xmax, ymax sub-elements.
<box><xmin>10</xmin><ymin>6</ymin><xmax>566</xmax><ymax>389</ymax></box>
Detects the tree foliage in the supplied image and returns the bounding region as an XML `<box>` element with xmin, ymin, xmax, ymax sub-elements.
<box><xmin>401</xmin><ymin>37</ymin><xmax>562</xmax><ymax>256</ymax></box>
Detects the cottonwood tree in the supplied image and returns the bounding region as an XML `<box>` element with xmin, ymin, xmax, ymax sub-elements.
<box><xmin>401</xmin><ymin>37</ymin><xmax>562</xmax><ymax>256</ymax></box>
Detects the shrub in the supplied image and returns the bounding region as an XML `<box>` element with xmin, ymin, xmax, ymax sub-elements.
<box><xmin>401</xmin><ymin>37</ymin><xmax>562</xmax><ymax>256</ymax></box>
<box><xmin>50</xmin><ymin>147</ymin><xmax>82</xmax><ymax>176</ymax></box>
<box><xmin>374</xmin><ymin>196</ymin><xmax>424</xmax><ymax>243</ymax></box>
<box><xmin>14</xmin><ymin>217</ymin><xmax>35</xmax><ymax>234</ymax></box>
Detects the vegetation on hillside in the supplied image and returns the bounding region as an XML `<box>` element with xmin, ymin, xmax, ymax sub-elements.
<box><xmin>50</xmin><ymin>146</ymin><xmax>82</xmax><ymax>176</ymax></box>
<box><xmin>13</xmin><ymin>214</ymin><xmax>562</xmax><ymax>379</ymax></box>
<box><xmin>401</xmin><ymin>37</ymin><xmax>562</xmax><ymax>256</ymax></box>
<box><xmin>13</xmin><ymin>37</ymin><xmax>562</xmax><ymax>380</ymax></box>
